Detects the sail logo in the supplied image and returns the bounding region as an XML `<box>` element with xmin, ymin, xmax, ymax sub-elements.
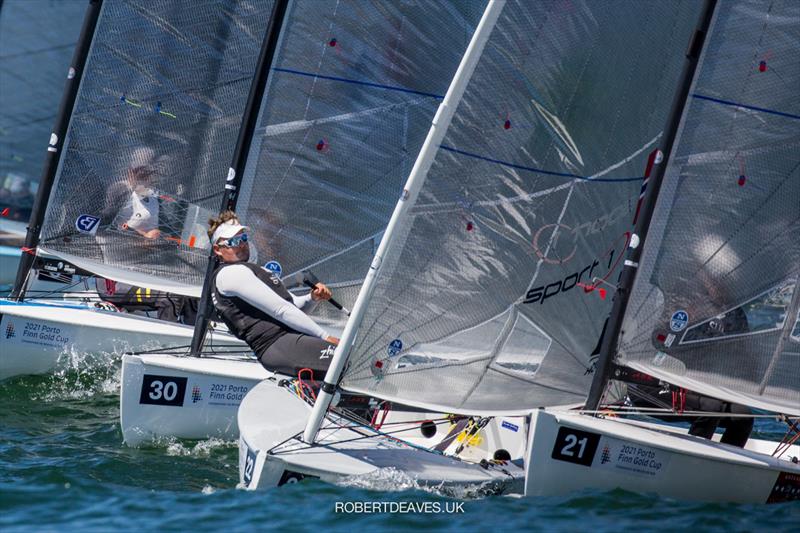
<box><xmin>670</xmin><ymin>310</ymin><xmax>689</xmax><ymax>332</ymax></box>
<box><xmin>387</xmin><ymin>339</ymin><xmax>403</xmax><ymax>357</ymax></box>
<box><xmin>191</xmin><ymin>386</ymin><xmax>202</xmax><ymax>403</ymax></box>
<box><xmin>75</xmin><ymin>214</ymin><xmax>100</xmax><ymax>234</ymax></box>
<box><xmin>524</xmin><ymin>232</ymin><xmax>630</xmax><ymax>306</ymax></box>
<box><xmin>5</xmin><ymin>322</ymin><xmax>15</xmax><ymax>339</ymax></box>
<box><xmin>264</xmin><ymin>261</ymin><xmax>282</xmax><ymax>277</ymax></box>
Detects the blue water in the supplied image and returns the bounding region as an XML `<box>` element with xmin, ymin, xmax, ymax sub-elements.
<box><xmin>1</xmin><ymin>363</ymin><xmax>797</xmax><ymax>532</ymax></box>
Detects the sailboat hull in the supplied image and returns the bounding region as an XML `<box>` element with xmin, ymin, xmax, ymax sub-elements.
<box><xmin>238</xmin><ymin>380</ymin><xmax>525</xmax><ymax>494</ymax></box>
<box><xmin>0</xmin><ymin>300</ymin><xmax>244</xmax><ymax>381</ymax></box>
<box><xmin>120</xmin><ymin>352</ymin><xmax>529</xmax><ymax>459</ymax></box>
<box><xmin>525</xmin><ymin>409</ymin><xmax>800</xmax><ymax>504</ymax></box>
<box><xmin>120</xmin><ymin>353</ymin><xmax>268</xmax><ymax>446</ymax></box>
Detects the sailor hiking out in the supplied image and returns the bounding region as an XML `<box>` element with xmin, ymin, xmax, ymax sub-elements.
<box><xmin>208</xmin><ymin>211</ymin><xmax>338</xmax><ymax>378</ymax></box>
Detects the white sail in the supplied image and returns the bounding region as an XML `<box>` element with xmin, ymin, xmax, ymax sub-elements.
<box><xmin>338</xmin><ymin>0</ymin><xmax>704</xmax><ymax>415</ymax></box>
<box><xmin>617</xmin><ymin>0</ymin><xmax>800</xmax><ymax>415</ymax></box>
<box><xmin>233</xmin><ymin>0</ymin><xmax>487</xmax><ymax>329</ymax></box>
<box><xmin>34</xmin><ymin>0</ymin><xmax>276</xmax><ymax>296</ymax></box>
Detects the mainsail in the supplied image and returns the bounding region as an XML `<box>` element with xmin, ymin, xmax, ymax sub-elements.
<box><xmin>617</xmin><ymin>0</ymin><xmax>800</xmax><ymax>415</ymax></box>
<box><xmin>233</xmin><ymin>0</ymin><xmax>486</xmax><ymax>330</ymax></box>
<box><xmin>339</xmin><ymin>0</ymin><xmax>704</xmax><ymax>415</ymax></box>
<box><xmin>0</xmin><ymin>0</ymin><xmax>84</xmax><ymax>224</ymax></box>
<box><xmin>34</xmin><ymin>0</ymin><xmax>274</xmax><ymax>296</ymax></box>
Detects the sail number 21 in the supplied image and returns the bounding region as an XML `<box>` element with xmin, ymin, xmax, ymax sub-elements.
<box><xmin>551</xmin><ymin>426</ymin><xmax>601</xmax><ymax>467</ymax></box>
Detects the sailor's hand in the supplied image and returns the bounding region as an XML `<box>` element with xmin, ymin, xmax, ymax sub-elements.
<box><xmin>325</xmin><ymin>336</ymin><xmax>340</xmax><ymax>346</ymax></box>
<box><xmin>140</xmin><ymin>228</ymin><xmax>161</xmax><ymax>239</ymax></box>
<box><xmin>311</xmin><ymin>282</ymin><xmax>332</xmax><ymax>301</ymax></box>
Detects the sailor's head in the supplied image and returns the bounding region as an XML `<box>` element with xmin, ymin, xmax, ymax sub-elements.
<box><xmin>127</xmin><ymin>147</ymin><xmax>157</xmax><ymax>188</ymax></box>
<box><xmin>209</xmin><ymin>210</ymin><xmax>250</xmax><ymax>263</ymax></box>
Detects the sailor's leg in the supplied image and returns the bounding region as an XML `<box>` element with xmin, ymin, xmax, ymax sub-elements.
<box><xmin>718</xmin><ymin>403</ymin><xmax>753</xmax><ymax>448</ymax></box>
<box><xmin>258</xmin><ymin>333</ymin><xmax>334</xmax><ymax>378</ymax></box>
<box><xmin>686</xmin><ymin>393</ymin><xmax>722</xmax><ymax>439</ymax></box>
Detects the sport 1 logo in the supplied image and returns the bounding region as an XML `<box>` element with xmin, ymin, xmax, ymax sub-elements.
<box><xmin>75</xmin><ymin>214</ymin><xmax>101</xmax><ymax>235</ymax></box>
<box><xmin>264</xmin><ymin>261</ymin><xmax>282</xmax><ymax>277</ymax></box>
<box><xmin>138</xmin><ymin>374</ymin><xmax>188</xmax><ymax>406</ymax></box>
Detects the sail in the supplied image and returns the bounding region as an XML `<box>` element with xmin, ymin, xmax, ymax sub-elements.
<box><xmin>618</xmin><ymin>0</ymin><xmax>800</xmax><ymax>415</ymax></box>
<box><xmin>0</xmin><ymin>0</ymin><xmax>84</xmax><ymax>227</ymax></box>
<box><xmin>34</xmin><ymin>0</ymin><xmax>275</xmax><ymax>297</ymax></box>
<box><xmin>235</xmin><ymin>1</ymin><xmax>486</xmax><ymax>329</ymax></box>
<box><xmin>339</xmin><ymin>0</ymin><xmax>704</xmax><ymax>415</ymax></box>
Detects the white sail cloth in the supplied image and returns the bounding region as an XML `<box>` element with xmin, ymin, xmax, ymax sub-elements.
<box><xmin>618</xmin><ymin>0</ymin><xmax>800</xmax><ymax>415</ymax></box>
<box><xmin>340</xmin><ymin>1</ymin><xmax>704</xmax><ymax>414</ymax></box>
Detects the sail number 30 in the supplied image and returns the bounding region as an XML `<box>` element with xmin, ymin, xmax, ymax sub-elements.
<box><xmin>551</xmin><ymin>426</ymin><xmax>601</xmax><ymax>467</ymax></box>
<box><xmin>139</xmin><ymin>374</ymin><xmax>188</xmax><ymax>407</ymax></box>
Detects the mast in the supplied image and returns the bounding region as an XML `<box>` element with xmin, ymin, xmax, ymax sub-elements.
<box><xmin>189</xmin><ymin>0</ymin><xmax>290</xmax><ymax>356</ymax></box>
<box><xmin>302</xmin><ymin>0</ymin><xmax>507</xmax><ymax>444</ymax></box>
<box><xmin>584</xmin><ymin>0</ymin><xmax>718</xmax><ymax>411</ymax></box>
<box><xmin>9</xmin><ymin>0</ymin><xmax>103</xmax><ymax>300</ymax></box>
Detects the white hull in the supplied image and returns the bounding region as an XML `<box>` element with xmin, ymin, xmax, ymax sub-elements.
<box><xmin>120</xmin><ymin>351</ymin><xmax>529</xmax><ymax>459</ymax></box>
<box><xmin>120</xmin><ymin>353</ymin><xmax>269</xmax><ymax>445</ymax></box>
<box><xmin>238</xmin><ymin>380</ymin><xmax>525</xmax><ymax>494</ymax></box>
<box><xmin>525</xmin><ymin>409</ymin><xmax>800</xmax><ymax>504</ymax></box>
<box><xmin>0</xmin><ymin>299</ymin><xmax>244</xmax><ymax>381</ymax></box>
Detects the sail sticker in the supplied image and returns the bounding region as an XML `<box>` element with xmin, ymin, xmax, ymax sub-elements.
<box><xmin>501</xmin><ymin>420</ymin><xmax>519</xmax><ymax>432</ymax></box>
<box><xmin>387</xmin><ymin>338</ymin><xmax>403</xmax><ymax>357</ymax></box>
<box><xmin>551</xmin><ymin>426</ymin><xmax>600</xmax><ymax>467</ymax></box>
<box><xmin>264</xmin><ymin>261</ymin><xmax>282</xmax><ymax>277</ymax></box>
<box><xmin>370</xmin><ymin>356</ymin><xmax>387</xmax><ymax>380</ymax></box>
<box><xmin>652</xmin><ymin>351</ymin><xmax>667</xmax><ymax>366</ymax></box>
<box><xmin>653</xmin><ymin>331</ymin><xmax>675</xmax><ymax>348</ymax></box>
<box><xmin>74</xmin><ymin>214</ymin><xmax>101</xmax><ymax>235</ymax></box>
<box><xmin>669</xmin><ymin>310</ymin><xmax>689</xmax><ymax>332</ymax></box>
<box><xmin>594</xmin><ymin>436</ymin><xmax>670</xmax><ymax>477</ymax></box>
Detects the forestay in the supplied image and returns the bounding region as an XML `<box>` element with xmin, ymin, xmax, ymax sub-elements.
<box><xmin>0</xmin><ymin>0</ymin><xmax>84</xmax><ymax>223</ymax></box>
<box><xmin>618</xmin><ymin>0</ymin><xmax>800</xmax><ymax>415</ymax></box>
<box><xmin>235</xmin><ymin>0</ymin><xmax>486</xmax><ymax>329</ymax></box>
<box><xmin>340</xmin><ymin>0</ymin><xmax>704</xmax><ymax>414</ymax></box>
<box><xmin>36</xmin><ymin>0</ymin><xmax>274</xmax><ymax>296</ymax></box>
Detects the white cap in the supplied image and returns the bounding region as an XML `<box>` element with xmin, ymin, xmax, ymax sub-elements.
<box><xmin>129</xmin><ymin>146</ymin><xmax>156</xmax><ymax>170</ymax></box>
<box><xmin>211</xmin><ymin>219</ymin><xmax>248</xmax><ymax>244</ymax></box>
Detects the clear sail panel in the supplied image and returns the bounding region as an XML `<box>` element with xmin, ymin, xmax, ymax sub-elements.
<box><xmin>0</xmin><ymin>0</ymin><xmax>84</xmax><ymax>225</ymax></box>
<box><xmin>341</xmin><ymin>0</ymin><xmax>703</xmax><ymax>414</ymax></box>
<box><xmin>235</xmin><ymin>0</ymin><xmax>486</xmax><ymax>329</ymax></box>
<box><xmin>618</xmin><ymin>1</ymin><xmax>800</xmax><ymax>415</ymax></box>
<box><xmin>37</xmin><ymin>0</ymin><xmax>275</xmax><ymax>296</ymax></box>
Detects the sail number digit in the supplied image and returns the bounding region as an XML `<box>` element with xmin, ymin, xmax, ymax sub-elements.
<box><xmin>138</xmin><ymin>374</ymin><xmax>188</xmax><ymax>407</ymax></box>
<box><xmin>551</xmin><ymin>426</ymin><xmax>601</xmax><ymax>467</ymax></box>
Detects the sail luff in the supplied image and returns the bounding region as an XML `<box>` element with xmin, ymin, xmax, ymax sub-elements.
<box><xmin>584</xmin><ymin>0</ymin><xmax>718</xmax><ymax>411</ymax></box>
<box><xmin>9</xmin><ymin>0</ymin><xmax>103</xmax><ymax>300</ymax></box>
<box><xmin>302</xmin><ymin>0</ymin><xmax>507</xmax><ymax>444</ymax></box>
<box><xmin>189</xmin><ymin>0</ymin><xmax>290</xmax><ymax>356</ymax></box>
